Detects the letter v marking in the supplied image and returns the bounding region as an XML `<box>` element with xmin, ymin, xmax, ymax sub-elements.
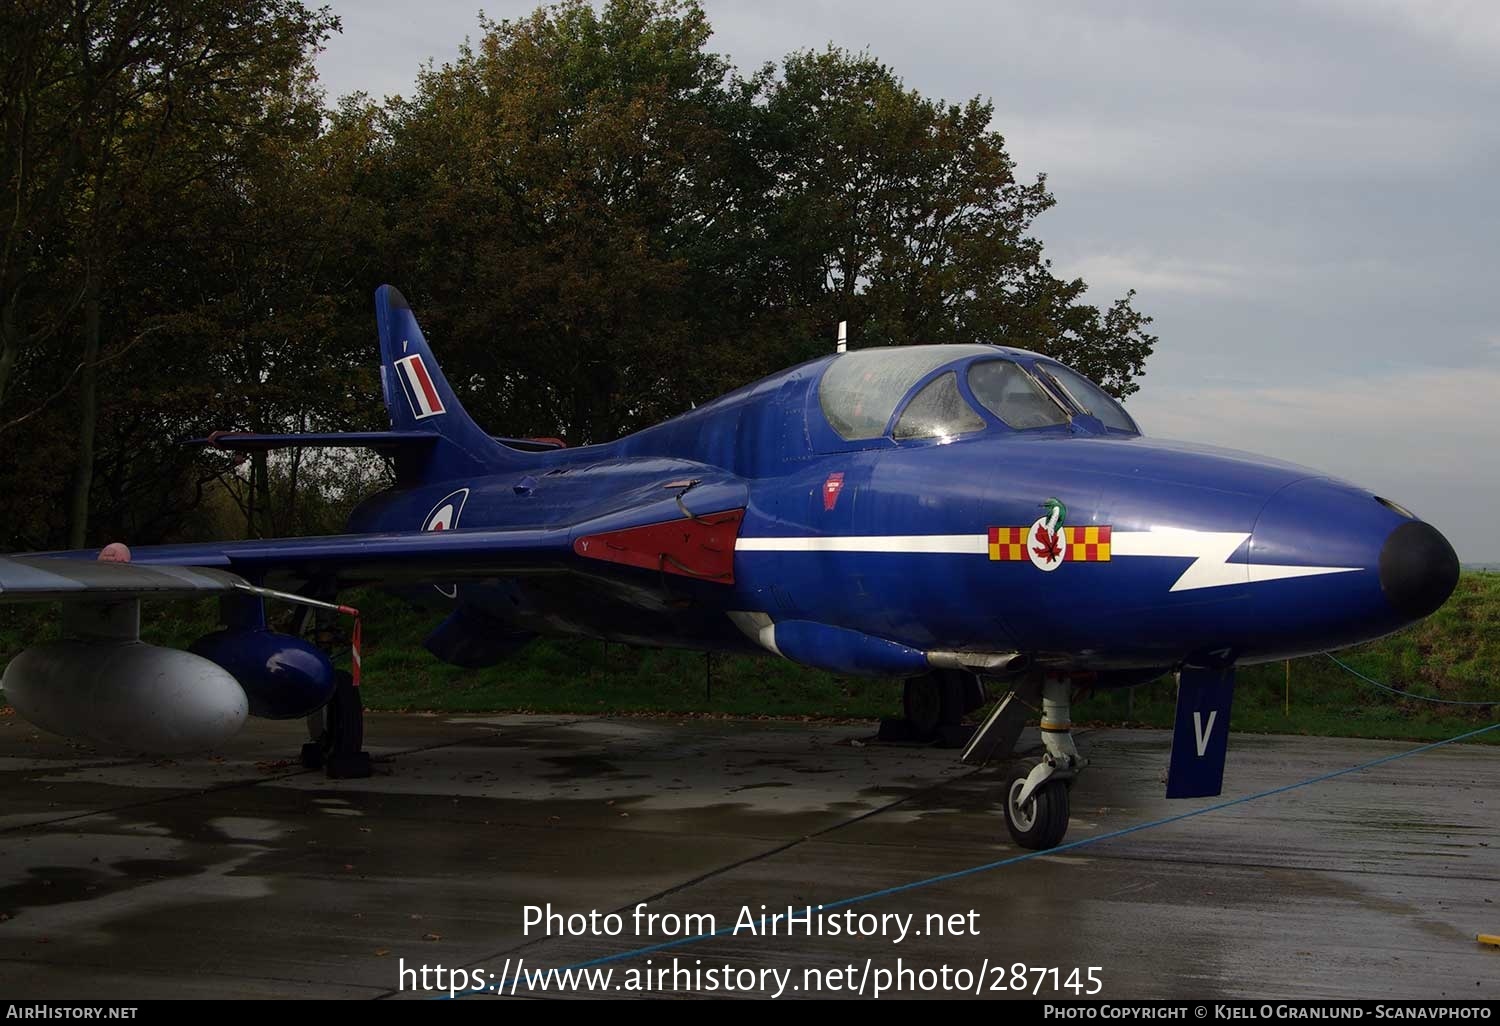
<box><xmin>1193</xmin><ymin>711</ymin><xmax>1217</xmax><ymax>757</ymax></box>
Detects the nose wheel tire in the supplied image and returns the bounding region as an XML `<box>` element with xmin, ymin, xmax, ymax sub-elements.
<box><xmin>1003</xmin><ymin>758</ymin><xmax>1070</xmax><ymax>850</ymax></box>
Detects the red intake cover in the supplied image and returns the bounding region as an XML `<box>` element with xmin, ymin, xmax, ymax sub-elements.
<box><xmin>573</xmin><ymin>509</ymin><xmax>744</xmax><ymax>583</ymax></box>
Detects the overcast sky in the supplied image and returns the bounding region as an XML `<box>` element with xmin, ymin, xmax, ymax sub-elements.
<box><xmin>318</xmin><ymin>1</ymin><xmax>1500</xmax><ymax>562</ymax></box>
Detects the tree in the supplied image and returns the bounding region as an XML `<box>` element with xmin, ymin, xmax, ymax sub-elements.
<box><xmin>88</xmin><ymin>64</ymin><xmax>386</xmax><ymax>542</ymax></box>
<box><xmin>378</xmin><ymin>5</ymin><xmax>1155</xmax><ymax>451</ymax></box>
<box><xmin>0</xmin><ymin>1</ymin><xmax>348</xmax><ymax>548</ymax></box>
<box><xmin>0</xmin><ymin>0</ymin><xmax>1160</xmax><ymax>551</ymax></box>
<box><xmin>378</xmin><ymin>0</ymin><xmax>765</xmax><ymax>443</ymax></box>
<box><xmin>0</xmin><ymin>1</ymin><xmax>343</xmax><ymax>545</ymax></box>
<box><xmin>759</xmin><ymin>47</ymin><xmax>1155</xmax><ymax>396</ymax></box>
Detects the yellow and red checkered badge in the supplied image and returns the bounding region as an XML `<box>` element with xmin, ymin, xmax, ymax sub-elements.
<box><xmin>1067</xmin><ymin>525</ymin><xmax>1112</xmax><ymax>562</ymax></box>
<box><xmin>988</xmin><ymin>524</ymin><xmax>1111</xmax><ymax>565</ymax></box>
<box><xmin>988</xmin><ymin>526</ymin><xmax>1028</xmax><ymax>561</ymax></box>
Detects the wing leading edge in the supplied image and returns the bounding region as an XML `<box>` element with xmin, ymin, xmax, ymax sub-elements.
<box><xmin>0</xmin><ymin>557</ymin><xmax>250</xmax><ymax>603</ymax></box>
<box><xmin>5</xmin><ymin>474</ymin><xmax>749</xmax><ymax>601</ymax></box>
<box><xmin>9</xmin><ymin>526</ymin><xmax>573</xmax><ymax>598</ymax></box>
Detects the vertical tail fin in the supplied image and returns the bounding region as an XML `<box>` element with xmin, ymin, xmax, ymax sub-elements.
<box><xmin>374</xmin><ymin>285</ymin><xmax>522</xmax><ymax>481</ymax></box>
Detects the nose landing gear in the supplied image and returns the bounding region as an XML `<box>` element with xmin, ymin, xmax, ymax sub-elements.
<box><xmin>1002</xmin><ymin>758</ymin><xmax>1070</xmax><ymax>850</ymax></box>
<box><xmin>967</xmin><ymin>675</ymin><xmax>1086</xmax><ymax>850</ymax></box>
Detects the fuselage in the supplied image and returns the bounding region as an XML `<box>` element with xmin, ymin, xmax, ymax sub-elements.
<box><xmin>15</xmin><ymin>290</ymin><xmax>1460</xmax><ymax>765</ymax></box>
<box><xmin>348</xmin><ymin>344</ymin><xmax>1459</xmax><ymax>677</ymax></box>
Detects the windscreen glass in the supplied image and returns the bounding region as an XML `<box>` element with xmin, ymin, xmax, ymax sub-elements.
<box><xmin>1038</xmin><ymin>362</ymin><xmax>1138</xmax><ymax>433</ymax></box>
<box><xmin>966</xmin><ymin>360</ymin><xmax>1070</xmax><ymax>429</ymax></box>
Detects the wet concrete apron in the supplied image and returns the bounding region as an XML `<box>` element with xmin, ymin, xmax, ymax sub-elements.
<box><xmin>0</xmin><ymin>713</ymin><xmax>1494</xmax><ymax>999</ymax></box>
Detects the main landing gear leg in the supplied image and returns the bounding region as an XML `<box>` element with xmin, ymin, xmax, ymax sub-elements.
<box><xmin>293</xmin><ymin>602</ymin><xmax>372</xmax><ymax>780</ymax></box>
<box><xmin>1001</xmin><ymin>677</ymin><xmax>1085</xmax><ymax>850</ymax></box>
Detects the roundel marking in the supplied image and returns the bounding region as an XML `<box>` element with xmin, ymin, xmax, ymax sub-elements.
<box><xmin>422</xmin><ymin>488</ymin><xmax>470</xmax><ymax>598</ymax></box>
<box><xmin>425</xmin><ymin>503</ymin><xmax>456</xmax><ymax>532</ymax></box>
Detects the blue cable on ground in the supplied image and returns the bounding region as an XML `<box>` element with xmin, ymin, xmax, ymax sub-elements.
<box><xmin>456</xmin><ymin>714</ymin><xmax>1499</xmax><ymax>998</ymax></box>
<box><xmin>1324</xmin><ymin>651</ymin><xmax>1497</xmax><ymax>706</ymax></box>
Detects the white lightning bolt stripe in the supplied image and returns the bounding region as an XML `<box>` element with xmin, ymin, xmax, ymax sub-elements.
<box><xmin>1109</xmin><ymin>527</ymin><xmax>1362</xmax><ymax>591</ymax></box>
<box><xmin>734</xmin><ymin>529</ymin><xmax>1363</xmax><ymax>593</ymax></box>
<box><xmin>1110</xmin><ymin>528</ymin><xmax>1250</xmax><ymax>591</ymax></box>
<box><xmin>735</xmin><ymin>535</ymin><xmax>987</xmax><ymax>554</ymax></box>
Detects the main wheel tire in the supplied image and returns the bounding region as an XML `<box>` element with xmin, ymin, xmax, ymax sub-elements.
<box><xmin>303</xmin><ymin>670</ymin><xmax>371</xmax><ymax>778</ymax></box>
<box><xmin>1002</xmin><ymin>759</ymin><xmax>1070</xmax><ymax>850</ymax></box>
<box><xmin>903</xmin><ymin>671</ymin><xmax>978</xmax><ymax>744</ymax></box>
<box><xmin>325</xmin><ymin>670</ymin><xmax>364</xmax><ymax>755</ymax></box>
<box><xmin>902</xmin><ymin>676</ymin><xmax>945</xmax><ymax>738</ymax></box>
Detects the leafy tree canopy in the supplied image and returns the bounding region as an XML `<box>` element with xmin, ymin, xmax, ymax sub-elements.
<box><xmin>0</xmin><ymin>0</ymin><xmax>1156</xmax><ymax>549</ymax></box>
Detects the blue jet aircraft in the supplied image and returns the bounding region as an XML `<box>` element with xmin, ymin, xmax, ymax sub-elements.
<box><xmin>0</xmin><ymin>286</ymin><xmax>1460</xmax><ymax>849</ymax></box>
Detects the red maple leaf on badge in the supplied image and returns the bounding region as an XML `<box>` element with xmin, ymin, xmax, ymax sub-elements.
<box><xmin>1032</xmin><ymin>526</ymin><xmax>1063</xmax><ymax>564</ymax></box>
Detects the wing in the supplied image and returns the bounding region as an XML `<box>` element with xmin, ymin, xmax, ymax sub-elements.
<box><xmin>94</xmin><ymin>525</ymin><xmax>572</xmax><ymax>585</ymax></box>
<box><xmin>4</xmin><ymin>475</ymin><xmax>747</xmax><ymax>600</ymax></box>
<box><xmin>187</xmin><ymin>431</ymin><xmax>565</xmax><ymax>455</ymax></box>
<box><xmin>0</xmin><ymin>557</ymin><xmax>249</xmax><ymax>603</ymax></box>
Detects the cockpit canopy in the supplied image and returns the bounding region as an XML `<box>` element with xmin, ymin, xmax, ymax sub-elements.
<box><xmin>817</xmin><ymin>344</ymin><xmax>1138</xmax><ymax>443</ymax></box>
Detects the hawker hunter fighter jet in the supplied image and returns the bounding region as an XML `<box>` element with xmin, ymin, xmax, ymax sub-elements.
<box><xmin>0</xmin><ymin>286</ymin><xmax>1460</xmax><ymax>849</ymax></box>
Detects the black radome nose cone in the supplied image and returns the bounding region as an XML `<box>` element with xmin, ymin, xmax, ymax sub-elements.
<box><xmin>1379</xmin><ymin>521</ymin><xmax>1459</xmax><ymax>619</ymax></box>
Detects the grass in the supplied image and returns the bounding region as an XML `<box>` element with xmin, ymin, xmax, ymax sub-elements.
<box><xmin>2</xmin><ymin>572</ymin><xmax>1497</xmax><ymax>743</ymax></box>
